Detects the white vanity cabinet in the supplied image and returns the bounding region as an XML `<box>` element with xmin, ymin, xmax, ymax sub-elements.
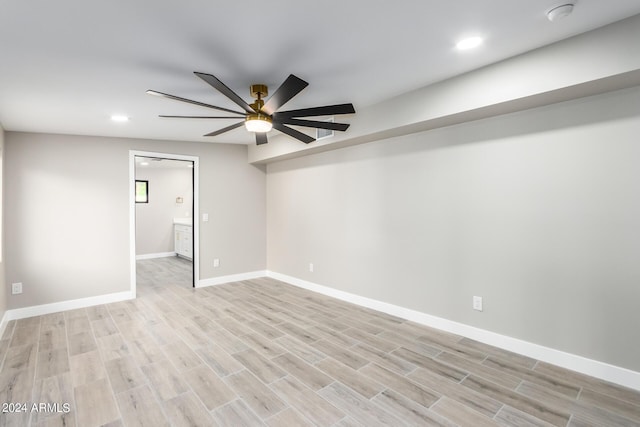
<box><xmin>174</xmin><ymin>223</ymin><xmax>192</xmax><ymax>259</ymax></box>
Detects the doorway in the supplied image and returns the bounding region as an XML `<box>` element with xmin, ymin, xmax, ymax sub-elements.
<box><xmin>129</xmin><ymin>150</ymin><xmax>200</xmax><ymax>296</ymax></box>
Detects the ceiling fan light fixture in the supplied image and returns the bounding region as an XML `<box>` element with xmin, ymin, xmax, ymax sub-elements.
<box><xmin>245</xmin><ymin>114</ymin><xmax>273</xmax><ymax>133</ymax></box>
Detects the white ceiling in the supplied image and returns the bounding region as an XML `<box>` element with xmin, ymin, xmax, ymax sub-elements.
<box><xmin>1</xmin><ymin>1</ymin><xmax>640</xmax><ymax>145</ymax></box>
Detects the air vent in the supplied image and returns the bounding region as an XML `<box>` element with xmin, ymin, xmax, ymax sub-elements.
<box><xmin>316</xmin><ymin>117</ymin><xmax>335</xmax><ymax>140</ymax></box>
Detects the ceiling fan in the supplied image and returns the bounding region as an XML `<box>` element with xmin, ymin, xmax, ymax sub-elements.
<box><xmin>147</xmin><ymin>72</ymin><xmax>356</xmax><ymax>145</ymax></box>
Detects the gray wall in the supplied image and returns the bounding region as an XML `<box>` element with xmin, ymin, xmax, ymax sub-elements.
<box><xmin>267</xmin><ymin>86</ymin><xmax>640</xmax><ymax>372</ymax></box>
<box><xmin>4</xmin><ymin>132</ymin><xmax>266</xmax><ymax>309</ymax></box>
<box><xmin>135</xmin><ymin>165</ymin><xmax>193</xmax><ymax>256</ymax></box>
<box><xmin>0</xmin><ymin>124</ymin><xmax>5</xmax><ymax>321</ymax></box>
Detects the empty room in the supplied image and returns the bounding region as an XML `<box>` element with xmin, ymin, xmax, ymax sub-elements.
<box><xmin>1</xmin><ymin>1</ymin><xmax>640</xmax><ymax>426</ymax></box>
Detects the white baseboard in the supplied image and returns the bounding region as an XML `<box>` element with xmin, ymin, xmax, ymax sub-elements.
<box><xmin>3</xmin><ymin>290</ymin><xmax>135</xmax><ymax>321</ymax></box>
<box><xmin>135</xmin><ymin>252</ymin><xmax>176</xmax><ymax>260</ymax></box>
<box><xmin>197</xmin><ymin>270</ymin><xmax>267</xmax><ymax>288</ymax></box>
<box><xmin>267</xmin><ymin>271</ymin><xmax>640</xmax><ymax>392</ymax></box>
<box><xmin>0</xmin><ymin>310</ymin><xmax>9</xmax><ymax>339</ymax></box>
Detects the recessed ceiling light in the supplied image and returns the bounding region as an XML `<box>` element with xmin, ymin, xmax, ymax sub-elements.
<box><xmin>456</xmin><ymin>36</ymin><xmax>483</xmax><ymax>51</ymax></box>
<box><xmin>140</xmin><ymin>162</ymin><xmax>149</xmax><ymax>166</ymax></box>
<box><xmin>111</xmin><ymin>115</ymin><xmax>129</xmax><ymax>122</ymax></box>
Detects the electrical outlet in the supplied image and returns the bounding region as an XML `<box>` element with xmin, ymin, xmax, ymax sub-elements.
<box><xmin>309</xmin><ymin>263</ymin><xmax>314</xmax><ymax>273</ymax></box>
<box><xmin>12</xmin><ymin>282</ymin><xmax>23</xmax><ymax>295</ymax></box>
<box><xmin>473</xmin><ymin>296</ymin><xmax>483</xmax><ymax>311</ymax></box>
<box><xmin>202</xmin><ymin>213</ymin><xmax>209</xmax><ymax>222</ymax></box>
<box><xmin>214</xmin><ymin>258</ymin><xmax>220</xmax><ymax>268</ymax></box>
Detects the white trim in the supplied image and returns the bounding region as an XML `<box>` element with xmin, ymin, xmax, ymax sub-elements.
<box><xmin>267</xmin><ymin>271</ymin><xmax>640</xmax><ymax>392</ymax></box>
<box><xmin>129</xmin><ymin>150</ymin><xmax>200</xmax><ymax>295</ymax></box>
<box><xmin>3</xmin><ymin>290</ymin><xmax>134</xmax><ymax>321</ymax></box>
<box><xmin>197</xmin><ymin>271</ymin><xmax>267</xmax><ymax>288</ymax></box>
<box><xmin>0</xmin><ymin>311</ymin><xmax>9</xmax><ymax>339</ymax></box>
<box><xmin>135</xmin><ymin>252</ymin><xmax>176</xmax><ymax>260</ymax></box>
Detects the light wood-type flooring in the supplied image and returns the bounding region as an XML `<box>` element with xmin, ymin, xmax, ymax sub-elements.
<box><xmin>1</xmin><ymin>256</ymin><xmax>639</xmax><ymax>426</ymax></box>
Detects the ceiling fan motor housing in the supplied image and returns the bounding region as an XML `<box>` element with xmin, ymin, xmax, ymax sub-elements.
<box><xmin>250</xmin><ymin>84</ymin><xmax>268</xmax><ymax>99</ymax></box>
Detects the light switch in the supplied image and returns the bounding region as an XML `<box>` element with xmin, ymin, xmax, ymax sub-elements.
<box><xmin>202</xmin><ymin>213</ymin><xmax>209</xmax><ymax>222</ymax></box>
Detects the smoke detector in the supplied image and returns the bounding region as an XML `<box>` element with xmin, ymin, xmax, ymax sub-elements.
<box><xmin>547</xmin><ymin>4</ymin><xmax>575</xmax><ymax>22</ymax></box>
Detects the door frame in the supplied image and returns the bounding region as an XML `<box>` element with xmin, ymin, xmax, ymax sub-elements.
<box><xmin>129</xmin><ymin>150</ymin><xmax>200</xmax><ymax>295</ymax></box>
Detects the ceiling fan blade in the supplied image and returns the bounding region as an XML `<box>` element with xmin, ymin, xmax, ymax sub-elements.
<box><xmin>203</xmin><ymin>121</ymin><xmax>245</xmax><ymax>137</ymax></box>
<box><xmin>276</xmin><ymin>117</ymin><xmax>350</xmax><ymax>132</ymax></box>
<box><xmin>274</xmin><ymin>103</ymin><xmax>356</xmax><ymax>118</ymax></box>
<box><xmin>159</xmin><ymin>115</ymin><xmax>243</xmax><ymax>119</ymax></box>
<box><xmin>273</xmin><ymin>122</ymin><xmax>315</xmax><ymax>144</ymax></box>
<box><xmin>146</xmin><ymin>90</ymin><xmax>245</xmax><ymax>115</ymax></box>
<box><xmin>255</xmin><ymin>133</ymin><xmax>268</xmax><ymax>145</ymax></box>
<box><xmin>194</xmin><ymin>72</ymin><xmax>255</xmax><ymax>114</ymax></box>
<box><xmin>261</xmin><ymin>74</ymin><xmax>309</xmax><ymax>115</ymax></box>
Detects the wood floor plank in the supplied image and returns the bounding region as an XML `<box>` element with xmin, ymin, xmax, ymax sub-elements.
<box><xmin>66</xmin><ymin>316</ymin><xmax>91</xmax><ymax>335</ymax></box>
<box><xmin>392</xmin><ymin>347</ymin><xmax>468</xmax><ymax>382</ymax></box>
<box><xmin>74</xmin><ymin>378</ymin><xmax>120</xmax><ymax>427</ymax></box>
<box><xmin>115</xmin><ymin>384</ymin><xmax>170</xmax><ymax>427</ymax></box>
<box><xmin>96</xmin><ymin>334</ymin><xmax>131</xmax><ymax>361</ymax></box>
<box><xmin>318</xmin><ymin>381</ymin><xmax>403</xmax><ymax>426</ymax></box>
<box><xmin>38</xmin><ymin>328</ymin><xmax>67</xmax><ymax>352</ymax></box>
<box><xmin>437</xmin><ymin>351</ymin><xmax>522</xmax><ymax>389</ymax></box>
<box><xmin>483</xmin><ymin>355</ymin><xmax>580</xmax><ymax>398</ymax></box>
<box><xmin>310</xmin><ymin>339</ymin><xmax>368</xmax><ymax>370</ymax></box>
<box><xmin>140</xmin><ymin>359</ymin><xmax>190</xmax><ymax>401</ymax></box>
<box><xmin>341</xmin><ymin>327</ymin><xmax>398</xmax><ymax>353</ymax></box>
<box><xmin>273</xmin><ymin>352</ymin><xmax>333</xmax><ymax>391</ymax></box>
<box><xmin>36</xmin><ymin>348</ymin><xmax>70</xmax><ymax>379</ymax></box>
<box><xmin>360</xmin><ymin>363</ymin><xmax>441</xmax><ymax>408</ymax></box>
<box><xmin>351</xmin><ymin>342</ymin><xmax>417</xmax><ymax>375</ymax></box>
<box><xmin>270</xmin><ymin>376</ymin><xmax>344</xmax><ymax>427</ymax></box>
<box><xmin>377</xmin><ymin>330</ymin><xmax>442</xmax><ymax>358</ymax></box>
<box><xmin>431</xmin><ymin>396</ymin><xmax>501</xmax><ymax>427</ymax></box>
<box><xmin>534</xmin><ymin>361</ymin><xmax>640</xmax><ymax>405</ymax></box>
<box><xmin>233</xmin><ymin>349</ymin><xmax>286</xmax><ymax>384</ymax></box>
<box><xmin>462</xmin><ymin>375</ymin><xmax>570</xmax><ymax>427</ymax></box>
<box><xmin>314</xmin><ymin>357</ymin><xmax>384</xmax><ymax>399</ymax></box>
<box><xmin>517</xmin><ymin>381</ymin><xmax>640</xmax><ymax>427</ymax></box>
<box><xmin>162</xmin><ymin>341</ymin><xmax>202</xmax><ymax>371</ymax></box>
<box><xmin>9</xmin><ymin>324</ymin><xmax>40</xmax><ymax>348</ymax></box>
<box><xmin>372</xmin><ymin>389</ymin><xmax>457</xmax><ymax>427</ymax></box>
<box><xmin>495</xmin><ymin>405</ymin><xmax>556</xmax><ymax>427</ymax></box>
<box><xmin>163</xmin><ymin>391</ymin><xmax>216</xmax><ymax>427</ymax></box>
<box><xmin>277</xmin><ymin>322</ymin><xmax>322</xmax><ymax>344</ymax></box>
<box><xmin>40</xmin><ymin>313</ymin><xmax>65</xmax><ymax>330</ymax></box>
<box><xmin>206</xmin><ymin>328</ymin><xmax>250</xmax><ymax>354</ymax></box>
<box><xmin>196</xmin><ymin>344</ymin><xmax>245</xmax><ymax>377</ymax></box>
<box><xmin>224</xmin><ymin>370</ymin><xmax>287</xmax><ymax>419</ymax></box>
<box><xmin>213</xmin><ymin>399</ymin><xmax>265</xmax><ymax>427</ymax></box>
<box><xmin>578</xmin><ymin>387</ymin><xmax>640</xmax><ymax>423</ymax></box>
<box><xmin>0</xmin><ymin>368</ymin><xmax>34</xmax><ymax>406</ymax></box>
<box><xmin>3</xmin><ymin>343</ymin><xmax>37</xmax><ymax>373</ymax></box>
<box><xmin>90</xmin><ymin>318</ymin><xmax>119</xmax><ymax>338</ymax></box>
<box><xmin>68</xmin><ymin>331</ymin><xmax>97</xmax><ymax>356</ymax></box>
<box><xmin>127</xmin><ymin>336</ymin><xmax>165</xmax><ymax>366</ymax></box>
<box><xmin>265</xmin><ymin>408</ymin><xmax>313</xmax><ymax>426</ymax></box>
<box><xmin>105</xmin><ymin>356</ymin><xmax>147</xmax><ymax>393</ymax></box>
<box><xmin>70</xmin><ymin>350</ymin><xmax>107</xmax><ymax>387</ymax></box>
<box><xmin>183</xmin><ymin>364</ymin><xmax>236</xmax><ymax>411</ymax></box>
<box><xmin>458</xmin><ymin>337</ymin><xmax>537</xmax><ymax>369</ymax></box>
<box><xmin>31</xmin><ymin>372</ymin><xmax>75</xmax><ymax>425</ymax></box>
<box><xmin>408</xmin><ymin>366</ymin><xmax>503</xmax><ymax>418</ymax></box>
<box><xmin>274</xmin><ymin>335</ymin><xmax>326</xmax><ymax>364</ymax></box>
<box><xmin>307</xmin><ymin>325</ymin><xmax>358</xmax><ymax>348</ymax></box>
<box><xmin>240</xmin><ymin>332</ymin><xmax>287</xmax><ymax>359</ymax></box>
